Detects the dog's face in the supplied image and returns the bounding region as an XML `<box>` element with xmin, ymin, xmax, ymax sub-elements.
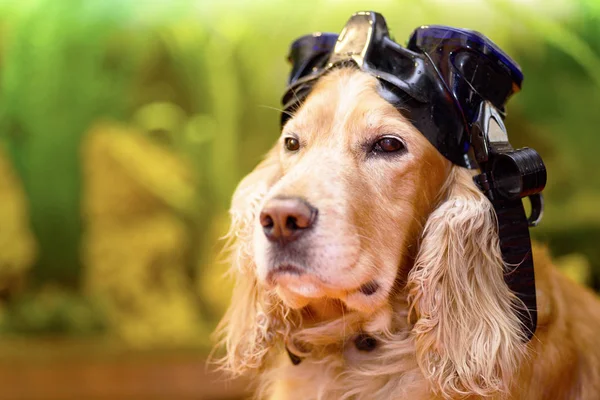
<box><xmin>252</xmin><ymin>68</ymin><xmax>451</xmax><ymax>316</ymax></box>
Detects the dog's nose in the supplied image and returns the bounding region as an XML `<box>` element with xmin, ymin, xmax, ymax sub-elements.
<box><xmin>260</xmin><ymin>197</ymin><xmax>317</xmax><ymax>244</ymax></box>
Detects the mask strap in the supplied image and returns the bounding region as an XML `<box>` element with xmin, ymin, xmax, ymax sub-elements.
<box><xmin>472</xmin><ymin>101</ymin><xmax>545</xmax><ymax>341</ymax></box>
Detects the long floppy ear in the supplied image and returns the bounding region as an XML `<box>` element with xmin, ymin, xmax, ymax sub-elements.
<box><xmin>407</xmin><ymin>166</ymin><xmax>525</xmax><ymax>398</ymax></box>
<box><xmin>213</xmin><ymin>147</ymin><xmax>294</xmax><ymax>375</ymax></box>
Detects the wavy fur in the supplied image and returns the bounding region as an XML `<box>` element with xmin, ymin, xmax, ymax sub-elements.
<box><xmin>213</xmin><ymin>149</ymin><xmax>299</xmax><ymax>375</ymax></box>
<box><xmin>407</xmin><ymin>167</ymin><xmax>525</xmax><ymax>398</ymax></box>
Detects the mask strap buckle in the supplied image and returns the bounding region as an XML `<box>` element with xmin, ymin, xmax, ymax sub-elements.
<box><xmin>471</xmin><ymin>101</ymin><xmax>546</xmax><ymax>221</ymax></box>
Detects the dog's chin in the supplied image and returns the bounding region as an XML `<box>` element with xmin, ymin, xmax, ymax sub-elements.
<box><xmin>267</xmin><ymin>269</ymin><xmax>391</xmax><ymax>317</ymax></box>
<box><xmin>267</xmin><ymin>270</ymin><xmax>341</xmax><ymax>309</ymax></box>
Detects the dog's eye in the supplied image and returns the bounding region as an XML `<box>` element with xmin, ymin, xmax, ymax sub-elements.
<box><xmin>284</xmin><ymin>137</ymin><xmax>300</xmax><ymax>152</ymax></box>
<box><xmin>372</xmin><ymin>136</ymin><xmax>405</xmax><ymax>154</ymax></box>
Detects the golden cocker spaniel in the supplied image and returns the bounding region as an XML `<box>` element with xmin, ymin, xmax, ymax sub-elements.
<box><xmin>214</xmin><ymin>67</ymin><xmax>600</xmax><ymax>399</ymax></box>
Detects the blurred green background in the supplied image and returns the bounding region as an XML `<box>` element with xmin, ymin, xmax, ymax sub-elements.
<box><xmin>0</xmin><ymin>0</ymin><xmax>598</xmax><ymax>398</ymax></box>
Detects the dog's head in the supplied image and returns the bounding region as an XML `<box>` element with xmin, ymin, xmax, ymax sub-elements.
<box><xmin>217</xmin><ymin>67</ymin><xmax>524</xmax><ymax>397</ymax></box>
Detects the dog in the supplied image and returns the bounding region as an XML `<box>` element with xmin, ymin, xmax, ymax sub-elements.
<box><xmin>214</xmin><ymin>66</ymin><xmax>600</xmax><ymax>399</ymax></box>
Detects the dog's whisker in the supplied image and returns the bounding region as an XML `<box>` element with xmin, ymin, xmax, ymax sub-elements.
<box><xmin>258</xmin><ymin>104</ymin><xmax>295</xmax><ymax>119</ymax></box>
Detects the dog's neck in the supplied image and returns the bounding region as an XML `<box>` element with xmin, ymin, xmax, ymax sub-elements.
<box><xmin>269</xmin><ymin>294</ymin><xmax>423</xmax><ymax>400</ymax></box>
<box><xmin>282</xmin><ymin>289</ymin><xmax>413</xmax><ymax>366</ymax></box>
<box><xmin>301</xmin><ymin>298</ymin><xmax>349</xmax><ymax>322</ymax></box>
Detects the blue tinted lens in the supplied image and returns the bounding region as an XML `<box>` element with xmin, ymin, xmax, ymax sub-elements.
<box><xmin>409</xmin><ymin>25</ymin><xmax>523</xmax><ymax>88</ymax></box>
<box><xmin>287</xmin><ymin>33</ymin><xmax>338</xmax><ymax>85</ymax></box>
<box><xmin>290</xmin><ymin>32</ymin><xmax>338</xmax><ymax>54</ymax></box>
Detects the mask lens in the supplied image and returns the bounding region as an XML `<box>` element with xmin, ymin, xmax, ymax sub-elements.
<box><xmin>408</xmin><ymin>25</ymin><xmax>523</xmax><ymax>116</ymax></box>
<box><xmin>452</xmin><ymin>50</ymin><xmax>516</xmax><ymax>110</ymax></box>
<box><xmin>287</xmin><ymin>33</ymin><xmax>338</xmax><ymax>85</ymax></box>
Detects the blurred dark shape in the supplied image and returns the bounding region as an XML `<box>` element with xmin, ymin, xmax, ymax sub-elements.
<box><xmin>0</xmin><ymin>145</ymin><xmax>36</xmax><ymax>301</ymax></box>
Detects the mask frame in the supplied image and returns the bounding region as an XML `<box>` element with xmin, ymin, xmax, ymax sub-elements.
<box><xmin>281</xmin><ymin>11</ymin><xmax>546</xmax><ymax>341</ymax></box>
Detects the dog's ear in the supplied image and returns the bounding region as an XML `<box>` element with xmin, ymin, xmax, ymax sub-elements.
<box><xmin>407</xmin><ymin>166</ymin><xmax>525</xmax><ymax>397</ymax></box>
<box><xmin>214</xmin><ymin>147</ymin><xmax>292</xmax><ymax>375</ymax></box>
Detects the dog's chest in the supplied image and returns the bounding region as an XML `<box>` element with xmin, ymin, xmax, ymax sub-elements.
<box><xmin>265</xmin><ymin>340</ymin><xmax>429</xmax><ymax>400</ymax></box>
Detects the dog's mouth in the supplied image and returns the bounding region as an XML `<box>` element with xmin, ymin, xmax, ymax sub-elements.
<box><xmin>267</xmin><ymin>264</ymin><xmax>327</xmax><ymax>298</ymax></box>
<box><xmin>267</xmin><ymin>263</ymin><xmax>382</xmax><ymax>308</ymax></box>
<box><xmin>267</xmin><ymin>264</ymin><xmax>304</xmax><ymax>282</ymax></box>
<box><xmin>268</xmin><ymin>265</ymin><xmax>353</xmax><ymax>320</ymax></box>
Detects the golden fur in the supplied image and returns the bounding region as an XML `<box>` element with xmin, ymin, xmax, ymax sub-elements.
<box><xmin>214</xmin><ymin>68</ymin><xmax>600</xmax><ymax>399</ymax></box>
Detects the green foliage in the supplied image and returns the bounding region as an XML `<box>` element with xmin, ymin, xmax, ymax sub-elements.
<box><xmin>0</xmin><ymin>288</ymin><xmax>106</xmax><ymax>335</ymax></box>
<box><xmin>0</xmin><ymin>0</ymin><xmax>144</xmax><ymax>285</ymax></box>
